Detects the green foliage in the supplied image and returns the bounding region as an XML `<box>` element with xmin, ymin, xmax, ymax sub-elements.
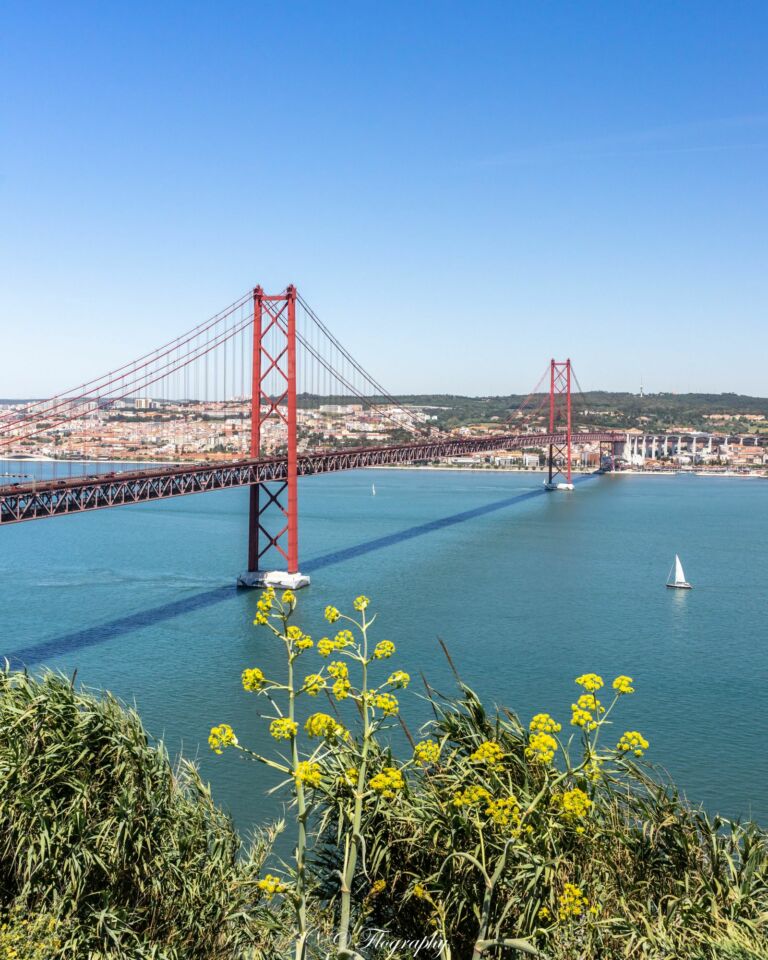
<box><xmin>0</xmin><ymin>668</ymin><xmax>277</xmax><ymax>959</ymax></box>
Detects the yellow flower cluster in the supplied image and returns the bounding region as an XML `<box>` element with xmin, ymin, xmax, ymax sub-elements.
<box><xmin>0</xmin><ymin>912</ymin><xmax>61</xmax><ymax>959</ymax></box>
<box><xmin>469</xmin><ymin>740</ymin><xmax>505</xmax><ymax>770</ymax></box>
<box><xmin>327</xmin><ymin>660</ymin><xmax>348</xmax><ymax>680</ymax></box>
<box><xmin>575</xmin><ymin>693</ymin><xmax>605</xmax><ymax>714</ymax></box>
<box><xmin>526</xmin><ymin>732</ymin><xmax>557</xmax><ymax>764</ymax></box>
<box><xmin>413</xmin><ymin>883</ymin><xmax>428</xmax><ymax>900</ymax></box>
<box><xmin>341</xmin><ymin>766</ymin><xmax>358</xmax><ymax>787</ymax></box>
<box><xmin>537</xmin><ymin>905</ymin><xmax>551</xmax><ymax>922</ymax></box>
<box><xmin>305</xmin><ymin>712</ymin><xmax>345</xmax><ymax>739</ymax></box>
<box><xmin>369</xmin><ymin>878</ymin><xmax>386</xmax><ymax>896</ymax></box>
<box><xmin>332</xmin><ymin>678</ymin><xmax>351</xmax><ymax>700</ymax></box>
<box><xmin>303</xmin><ymin>673</ymin><xmax>325</xmax><ymax>696</ymax></box>
<box><xmin>324</xmin><ymin>605</ymin><xmax>340</xmax><ymax>623</ymax></box>
<box><xmin>570</xmin><ymin>706</ymin><xmax>597</xmax><ymax>730</ymax></box>
<box><xmin>530</xmin><ymin>713</ymin><xmax>562</xmax><ymax>734</ymax></box>
<box><xmin>258</xmin><ymin>873</ymin><xmax>287</xmax><ymax>897</ymax></box>
<box><xmin>318</xmin><ymin>632</ymin><xmax>354</xmax><ymax>657</ymax></box>
<box><xmin>286</xmin><ymin>625</ymin><xmax>303</xmax><ymax>640</ymax></box>
<box><xmin>387</xmin><ymin>670</ymin><xmax>410</xmax><ymax>689</ymax></box>
<box><xmin>575</xmin><ymin>673</ymin><xmax>604</xmax><ymax>693</ymax></box>
<box><xmin>295</xmin><ymin>635</ymin><xmax>313</xmax><ymax>651</ymax></box>
<box><xmin>269</xmin><ymin>718</ymin><xmax>298</xmax><ymax>740</ymax></box>
<box><xmin>208</xmin><ymin>723</ymin><xmax>238</xmax><ymax>754</ymax></box>
<box><xmin>485</xmin><ymin>795</ymin><xmax>520</xmax><ymax>827</ymax></box>
<box><xmin>241</xmin><ymin>667</ymin><xmax>265</xmax><ymax>692</ymax></box>
<box><xmin>373</xmin><ymin>640</ymin><xmax>395</xmax><ymax>659</ymax></box>
<box><xmin>413</xmin><ymin>739</ymin><xmax>441</xmax><ymax>766</ymax></box>
<box><xmin>281</xmin><ymin>589</ymin><xmax>296</xmax><ymax>606</ymax></box>
<box><xmin>613</xmin><ymin>674</ymin><xmax>635</xmax><ymax>695</ymax></box>
<box><xmin>452</xmin><ymin>784</ymin><xmax>491</xmax><ymax>808</ymax></box>
<box><xmin>373</xmin><ymin>692</ymin><xmax>399</xmax><ymax>716</ymax></box>
<box><xmin>617</xmin><ymin>730</ymin><xmax>649</xmax><ymax>757</ymax></box>
<box><xmin>559</xmin><ymin>787</ymin><xmax>592</xmax><ymax>820</ymax></box>
<box><xmin>253</xmin><ymin>592</ymin><xmax>273</xmax><ymax>624</ymax></box>
<box><xmin>353</xmin><ymin>595</ymin><xmax>370</xmax><ymax>611</ymax></box>
<box><xmin>369</xmin><ymin>766</ymin><xmax>405</xmax><ymax>798</ymax></box>
<box><xmin>558</xmin><ymin>882</ymin><xmax>589</xmax><ymax>920</ymax></box>
<box><xmin>293</xmin><ymin>761</ymin><xmax>322</xmax><ymax>787</ymax></box>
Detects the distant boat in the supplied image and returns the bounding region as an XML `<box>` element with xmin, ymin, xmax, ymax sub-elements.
<box><xmin>371</xmin><ymin>482</ymin><xmax>376</xmax><ymax>496</ymax></box>
<box><xmin>666</xmin><ymin>554</ymin><xmax>693</xmax><ymax>590</ymax></box>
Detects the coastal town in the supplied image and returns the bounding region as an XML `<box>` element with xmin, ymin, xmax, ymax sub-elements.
<box><xmin>2</xmin><ymin>394</ymin><xmax>766</xmax><ymax>475</ymax></box>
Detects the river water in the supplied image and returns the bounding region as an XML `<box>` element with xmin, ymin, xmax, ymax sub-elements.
<box><xmin>1</xmin><ymin>464</ymin><xmax>766</xmax><ymax>828</ymax></box>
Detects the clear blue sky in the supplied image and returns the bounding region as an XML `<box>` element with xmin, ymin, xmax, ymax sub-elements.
<box><xmin>1</xmin><ymin>1</ymin><xmax>766</xmax><ymax>396</ymax></box>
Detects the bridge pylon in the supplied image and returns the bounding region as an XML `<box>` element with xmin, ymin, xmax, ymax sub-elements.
<box><xmin>544</xmin><ymin>359</ymin><xmax>574</xmax><ymax>491</ymax></box>
<box><xmin>238</xmin><ymin>285</ymin><xmax>309</xmax><ymax>590</ymax></box>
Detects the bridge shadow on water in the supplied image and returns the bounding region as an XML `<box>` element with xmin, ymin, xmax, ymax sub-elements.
<box><xmin>7</xmin><ymin>476</ymin><xmax>596</xmax><ymax>667</ymax></box>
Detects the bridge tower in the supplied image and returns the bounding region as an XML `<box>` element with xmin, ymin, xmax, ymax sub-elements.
<box><xmin>544</xmin><ymin>359</ymin><xmax>574</xmax><ymax>491</ymax></box>
<box><xmin>237</xmin><ymin>285</ymin><xmax>310</xmax><ymax>590</ymax></box>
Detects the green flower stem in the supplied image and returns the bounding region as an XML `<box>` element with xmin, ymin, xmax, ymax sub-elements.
<box><xmin>287</xmin><ymin>644</ymin><xmax>308</xmax><ymax>960</ymax></box>
<box><xmin>337</xmin><ymin>613</ymin><xmax>370</xmax><ymax>958</ymax></box>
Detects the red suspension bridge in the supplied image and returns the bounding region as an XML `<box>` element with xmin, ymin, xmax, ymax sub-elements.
<box><xmin>0</xmin><ymin>286</ymin><xmax>623</xmax><ymax>586</ymax></box>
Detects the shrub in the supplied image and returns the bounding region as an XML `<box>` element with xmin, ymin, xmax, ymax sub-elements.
<box><xmin>0</xmin><ymin>668</ymin><xmax>276</xmax><ymax>959</ymax></box>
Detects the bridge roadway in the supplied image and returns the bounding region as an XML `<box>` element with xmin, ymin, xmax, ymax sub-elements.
<box><xmin>0</xmin><ymin>431</ymin><xmax>622</xmax><ymax>525</ymax></box>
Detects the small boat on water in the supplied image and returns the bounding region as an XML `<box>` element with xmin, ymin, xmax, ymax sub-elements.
<box><xmin>666</xmin><ymin>554</ymin><xmax>692</xmax><ymax>590</ymax></box>
<box><xmin>371</xmin><ymin>482</ymin><xmax>376</xmax><ymax>496</ymax></box>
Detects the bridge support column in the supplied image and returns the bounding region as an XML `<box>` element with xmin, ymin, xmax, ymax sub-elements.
<box><xmin>238</xmin><ymin>285</ymin><xmax>309</xmax><ymax>590</ymax></box>
<box><xmin>544</xmin><ymin>359</ymin><xmax>574</xmax><ymax>491</ymax></box>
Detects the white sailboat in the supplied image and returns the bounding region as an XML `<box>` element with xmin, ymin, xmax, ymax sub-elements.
<box><xmin>371</xmin><ymin>482</ymin><xmax>376</xmax><ymax>496</ymax></box>
<box><xmin>666</xmin><ymin>554</ymin><xmax>692</xmax><ymax>590</ymax></box>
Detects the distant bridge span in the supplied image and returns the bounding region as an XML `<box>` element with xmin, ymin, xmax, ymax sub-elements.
<box><xmin>0</xmin><ymin>431</ymin><xmax>622</xmax><ymax>526</ymax></box>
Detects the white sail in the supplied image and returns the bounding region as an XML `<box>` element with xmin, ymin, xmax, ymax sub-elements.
<box><xmin>674</xmin><ymin>554</ymin><xmax>686</xmax><ymax>584</ymax></box>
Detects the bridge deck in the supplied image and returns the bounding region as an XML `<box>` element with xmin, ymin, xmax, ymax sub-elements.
<box><xmin>0</xmin><ymin>432</ymin><xmax>621</xmax><ymax>524</ymax></box>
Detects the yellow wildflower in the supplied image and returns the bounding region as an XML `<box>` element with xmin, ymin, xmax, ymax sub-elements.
<box><xmin>373</xmin><ymin>640</ymin><xmax>395</xmax><ymax>659</ymax></box>
<box><xmin>334</xmin><ymin>629</ymin><xmax>355</xmax><ymax>649</ymax></box>
<box><xmin>286</xmin><ymin>625</ymin><xmax>303</xmax><ymax>641</ymax></box>
<box><xmin>305</xmin><ymin>712</ymin><xmax>345</xmax><ymax>739</ymax></box>
<box><xmin>241</xmin><ymin>667</ymin><xmax>265</xmax><ymax>692</ymax></box>
<box><xmin>485</xmin><ymin>795</ymin><xmax>520</xmax><ymax>828</ymax></box>
<box><xmin>617</xmin><ymin>730</ymin><xmax>649</xmax><ymax>757</ymax></box>
<box><xmin>293</xmin><ymin>761</ymin><xmax>322</xmax><ymax>787</ymax></box>
<box><xmin>575</xmin><ymin>673</ymin><xmax>604</xmax><ymax>693</ymax></box>
<box><xmin>369</xmin><ymin>766</ymin><xmax>405</xmax><ymax>799</ymax></box>
<box><xmin>303</xmin><ymin>673</ymin><xmax>325</xmax><ymax>696</ymax></box>
<box><xmin>332</xmin><ymin>678</ymin><xmax>351</xmax><ymax>700</ymax></box>
<box><xmin>324</xmin><ymin>604</ymin><xmax>341</xmax><ymax>623</ymax></box>
<box><xmin>269</xmin><ymin>717</ymin><xmax>298</xmax><ymax>740</ymax></box>
<box><xmin>353</xmin><ymin>595</ymin><xmax>370</xmax><ymax>611</ymax></box>
<box><xmin>281</xmin><ymin>589</ymin><xmax>296</xmax><ymax>606</ymax></box>
<box><xmin>612</xmin><ymin>675</ymin><xmax>635</xmax><ymax>695</ymax></box>
<box><xmin>576</xmin><ymin>693</ymin><xmax>605</xmax><ymax>714</ymax></box>
<box><xmin>470</xmin><ymin>740</ymin><xmax>505</xmax><ymax>770</ymax></box>
<box><xmin>558</xmin><ymin>883</ymin><xmax>589</xmax><ymax>920</ymax></box>
<box><xmin>559</xmin><ymin>787</ymin><xmax>592</xmax><ymax>821</ymax></box>
<box><xmin>341</xmin><ymin>766</ymin><xmax>358</xmax><ymax>787</ymax></box>
<box><xmin>327</xmin><ymin>660</ymin><xmax>349</xmax><ymax>680</ymax></box>
<box><xmin>295</xmin><ymin>634</ymin><xmax>313</xmax><ymax>651</ymax></box>
<box><xmin>317</xmin><ymin>637</ymin><xmax>335</xmax><ymax>657</ymax></box>
<box><xmin>258</xmin><ymin>873</ymin><xmax>287</xmax><ymax>897</ymax></box>
<box><xmin>387</xmin><ymin>670</ymin><xmax>410</xmax><ymax>689</ymax></box>
<box><xmin>413</xmin><ymin>739</ymin><xmax>441</xmax><ymax>766</ymax></box>
<box><xmin>570</xmin><ymin>705</ymin><xmax>597</xmax><ymax>730</ymax></box>
<box><xmin>373</xmin><ymin>691</ymin><xmax>399</xmax><ymax>716</ymax></box>
<box><xmin>208</xmin><ymin>723</ymin><xmax>238</xmax><ymax>755</ymax></box>
<box><xmin>413</xmin><ymin>883</ymin><xmax>428</xmax><ymax>899</ymax></box>
<box><xmin>369</xmin><ymin>878</ymin><xmax>386</xmax><ymax>896</ymax></box>
<box><xmin>452</xmin><ymin>784</ymin><xmax>491</xmax><ymax>808</ymax></box>
<box><xmin>538</xmin><ymin>905</ymin><xmax>551</xmax><ymax>922</ymax></box>
<box><xmin>530</xmin><ymin>713</ymin><xmax>562</xmax><ymax>734</ymax></box>
<box><xmin>253</xmin><ymin>612</ymin><xmax>268</xmax><ymax>625</ymax></box>
<box><xmin>526</xmin><ymin>731</ymin><xmax>558</xmax><ymax>764</ymax></box>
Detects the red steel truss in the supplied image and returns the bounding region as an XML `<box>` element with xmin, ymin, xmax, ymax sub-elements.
<box><xmin>547</xmin><ymin>359</ymin><xmax>572</xmax><ymax>485</ymax></box>
<box><xmin>247</xmin><ymin>286</ymin><xmax>299</xmax><ymax>576</ymax></box>
<box><xmin>0</xmin><ymin>431</ymin><xmax>624</xmax><ymax>526</ymax></box>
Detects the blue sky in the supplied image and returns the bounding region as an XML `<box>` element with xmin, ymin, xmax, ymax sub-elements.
<box><xmin>1</xmin><ymin>1</ymin><xmax>766</xmax><ymax>396</ymax></box>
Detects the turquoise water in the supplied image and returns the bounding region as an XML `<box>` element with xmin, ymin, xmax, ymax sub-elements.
<box><xmin>1</xmin><ymin>465</ymin><xmax>767</xmax><ymax>828</ymax></box>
